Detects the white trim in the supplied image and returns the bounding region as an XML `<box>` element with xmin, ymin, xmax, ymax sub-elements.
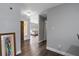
<box><xmin>16</xmin><ymin>50</ymin><xmax>21</xmax><ymax>55</ymax></box>
<box><xmin>47</xmin><ymin>46</ymin><xmax>74</xmax><ymax>56</ymax></box>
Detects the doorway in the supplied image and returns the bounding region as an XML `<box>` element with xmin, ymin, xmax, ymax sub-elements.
<box><xmin>20</xmin><ymin>21</ymin><xmax>28</xmax><ymax>49</ymax></box>
<box><xmin>20</xmin><ymin>16</ymin><xmax>47</xmax><ymax>55</ymax></box>
<box><xmin>39</xmin><ymin>15</ymin><xmax>47</xmax><ymax>42</ymax></box>
<box><xmin>20</xmin><ymin>20</ymin><xmax>41</xmax><ymax>55</ymax></box>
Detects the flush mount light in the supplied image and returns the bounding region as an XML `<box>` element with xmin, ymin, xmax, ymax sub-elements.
<box><xmin>26</xmin><ymin>10</ymin><xmax>32</xmax><ymax>16</ymax></box>
<box><xmin>22</xmin><ymin>10</ymin><xmax>33</xmax><ymax>16</ymax></box>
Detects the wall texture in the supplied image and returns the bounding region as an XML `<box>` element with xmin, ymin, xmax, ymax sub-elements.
<box><xmin>47</xmin><ymin>4</ymin><xmax>79</xmax><ymax>55</ymax></box>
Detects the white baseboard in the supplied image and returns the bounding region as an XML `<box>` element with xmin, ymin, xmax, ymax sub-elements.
<box><xmin>16</xmin><ymin>50</ymin><xmax>21</xmax><ymax>55</ymax></box>
<box><xmin>47</xmin><ymin>46</ymin><xmax>74</xmax><ymax>56</ymax></box>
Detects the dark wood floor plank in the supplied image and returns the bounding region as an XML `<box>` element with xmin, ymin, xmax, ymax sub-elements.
<box><xmin>17</xmin><ymin>40</ymin><xmax>63</xmax><ymax>56</ymax></box>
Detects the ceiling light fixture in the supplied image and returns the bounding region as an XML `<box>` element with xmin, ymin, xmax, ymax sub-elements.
<box><xmin>22</xmin><ymin>10</ymin><xmax>33</xmax><ymax>16</ymax></box>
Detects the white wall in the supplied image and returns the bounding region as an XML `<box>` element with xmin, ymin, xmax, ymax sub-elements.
<box><xmin>47</xmin><ymin>4</ymin><xmax>79</xmax><ymax>55</ymax></box>
<box><xmin>0</xmin><ymin>3</ymin><xmax>22</xmax><ymax>55</ymax></box>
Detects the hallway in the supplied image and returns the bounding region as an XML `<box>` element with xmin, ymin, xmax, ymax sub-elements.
<box><xmin>18</xmin><ymin>40</ymin><xmax>63</xmax><ymax>56</ymax></box>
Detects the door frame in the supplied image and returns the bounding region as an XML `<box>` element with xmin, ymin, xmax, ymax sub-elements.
<box><xmin>39</xmin><ymin>15</ymin><xmax>47</xmax><ymax>42</ymax></box>
<box><xmin>20</xmin><ymin>21</ymin><xmax>24</xmax><ymax>49</ymax></box>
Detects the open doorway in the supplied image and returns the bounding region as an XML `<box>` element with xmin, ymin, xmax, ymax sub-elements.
<box><xmin>20</xmin><ymin>15</ymin><xmax>47</xmax><ymax>55</ymax></box>
<box><xmin>20</xmin><ymin>20</ymin><xmax>40</xmax><ymax>55</ymax></box>
<box><xmin>30</xmin><ymin>22</ymin><xmax>39</xmax><ymax>44</ymax></box>
<box><xmin>20</xmin><ymin>19</ymin><xmax>39</xmax><ymax>46</ymax></box>
<box><xmin>39</xmin><ymin>15</ymin><xmax>47</xmax><ymax>42</ymax></box>
<box><xmin>20</xmin><ymin>21</ymin><xmax>28</xmax><ymax>49</ymax></box>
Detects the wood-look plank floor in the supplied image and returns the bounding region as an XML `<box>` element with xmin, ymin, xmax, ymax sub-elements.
<box><xmin>18</xmin><ymin>40</ymin><xmax>63</xmax><ymax>56</ymax></box>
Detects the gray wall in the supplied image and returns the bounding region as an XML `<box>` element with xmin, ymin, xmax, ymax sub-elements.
<box><xmin>47</xmin><ymin>4</ymin><xmax>79</xmax><ymax>55</ymax></box>
<box><xmin>0</xmin><ymin>3</ymin><xmax>22</xmax><ymax>55</ymax></box>
<box><xmin>39</xmin><ymin>15</ymin><xmax>47</xmax><ymax>42</ymax></box>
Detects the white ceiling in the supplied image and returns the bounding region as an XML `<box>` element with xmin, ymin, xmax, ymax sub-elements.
<box><xmin>21</xmin><ymin>3</ymin><xmax>62</xmax><ymax>15</ymax></box>
<box><xmin>21</xmin><ymin>3</ymin><xmax>62</xmax><ymax>24</ymax></box>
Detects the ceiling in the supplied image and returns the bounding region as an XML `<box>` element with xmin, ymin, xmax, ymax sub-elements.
<box><xmin>21</xmin><ymin>3</ymin><xmax>62</xmax><ymax>16</ymax></box>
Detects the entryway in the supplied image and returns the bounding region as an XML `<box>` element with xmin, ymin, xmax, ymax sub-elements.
<box><xmin>20</xmin><ymin>21</ymin><xmax>28</xmax><ymax>48</ymax></box>
<box><xmin>20</xmin><ymin>20</ymin><xmax>39</xmax><ymax>55</ymax></box>
<box><xmin>20</xmin><ymin>15</ymin><xmax>47</xmax><ymax>56</ymax></box>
